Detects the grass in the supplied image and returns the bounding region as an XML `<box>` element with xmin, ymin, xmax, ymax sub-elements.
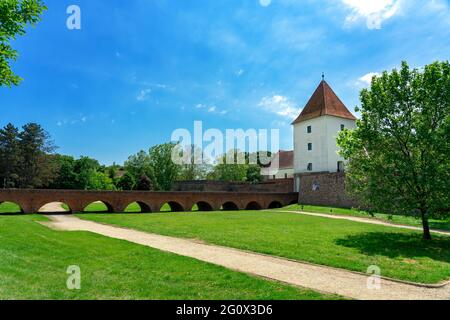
<box><xmin>78</xmin><ymin>210</ymin><xmax>450</xmax><ymax>284</ymax></box>
<box><xmin>0</xmin><ymin>202</ymin><xmax>22</xmax><ymax>214</ymax></box>
<box><xmin>0</xmin><ymin>214</ymin><xmax>338</xmax><ymax>300</ymax></box>
<box><xmin>280</xmin><ymin>204</ymin><xmax>450</xmax><ymax>231</ymax></box>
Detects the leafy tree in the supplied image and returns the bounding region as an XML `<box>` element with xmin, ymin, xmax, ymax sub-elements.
<box><xmin>246</xmin><ymin>165</ymin><xmax>263</xmax><ymax>184</ymax></box>
<box><xmin>337</xmin><ymin>61</ymin><xmax>450</xmax><ymax>240</ymax></box>
<box><xmin>73</xmin><ymin>156</ymin><xmax>101</xmax><ymax>189</ymax></box>
<box><xmin>0</xmin><ymin>0</ymin><xmax>47</xmax><ymax>87</ymax></box>
<box><xmin>0</xmin><ymin>123</ymin><xmax>20</xmax><ymax>187</ymax></box>
<box><xmin>49</xmin><ymin>155</ymin><xmax>77</xmax><ymax>189</ymax></box>
<box><xmin>117</xmin><ymin>172</ymin><xmax>135</xmax><ymax>191</ymax></box>
<box><xmin>177</xmin><ymin>144</ymin><xmax>210</xmax><ymax>181</ymax></box>
<box><xmin>87</xmin><ymin>171</ymin><xmax>115</xmax><ymax>191</ymax></box>
<box><xmin>124</xmin><ymin>150</ymin><xmax>154</xmax><ymax>183</ymax></box>
<box><xmin>17</xmin><ymin>123</ymin><xmax>56</xmax><ymax>188</ymax></box>
<box><xmin>148</xmin><ymin>143</ymin><xmax>181</xmax><ymax>191</ymax></box>
<box><xmin>135</xmin><ymin>174</ymin><xmax>153</xmax><ymax>191</ymax></box>
<box><xmin>210</xmin><ymin>150</ymin><xmax>249</xmax><ymax>182</ymax></box>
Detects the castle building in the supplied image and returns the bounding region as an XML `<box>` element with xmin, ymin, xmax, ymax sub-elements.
<box><xmin>292</xmin><ymin>80</ymin><xmax>357</xmax><ymax>198</ymax></box>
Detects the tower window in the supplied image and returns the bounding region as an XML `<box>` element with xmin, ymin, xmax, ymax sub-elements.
<box><xmin>341</xmin><ymin>124</ymin><xmax>345</xmax><ymax>131</ymax></box>
<box><xmin>307</xmin><ymin>126</ymin><xmax>312</xmax><ymax>133</ymax></box>
<box><xmin>307</xmin><ymin>163</ymin><xmax>313</xmax><ymax>171</ymax></box>
<box><xmin>308</xmin><ymin>143</ymin><xmax>313</xmax><ymax>151</ymax></box>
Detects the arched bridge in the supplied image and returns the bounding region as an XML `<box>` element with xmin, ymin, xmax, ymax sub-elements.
<box><xmin>0</xmin><ymin>189</ymin><xmax>299</xmax><ymax>214</ymax></box>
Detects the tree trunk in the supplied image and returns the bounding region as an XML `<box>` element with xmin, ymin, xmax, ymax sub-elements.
<box><xmin>420</xmin><ymin>209</ymin><xmax>432</xmax><ymax>241</ymax></box>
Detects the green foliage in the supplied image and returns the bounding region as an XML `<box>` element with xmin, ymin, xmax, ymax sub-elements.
<box><xmin>246</xmin><ymin>165</ymin><xmax>263</xmax><ymax>184</ymax></box>
<box><xmin>177</xmin><ymin>145</ymin><xmax>210</xmax><ymax>181</ymax></box>
<box><xmin>148</xmin><ymin>143</ymin><xmax>181</xmax><ymax>191</ymax></box>
<box><xmin>0</xmin><ymin>0</ymin><xmax>47</xmax><ymax>87</ymax></box>
<box><xmin>0</xmin><ymin>123</ymin><xmax>57</xmax><ymax>188</ymax></box>
<box><xmin>337</xmin><ymin>61</ymin><xmax>450</xmax><ymax>240</ymax></box>
<box><xmin>209</xmin><ymin>150</ymin><xmax>263</xmax><ymax>183</ymax></box>
<box><xmin>116</xmin><ymin>172</ymin><xmax>135</xmax><ymax>191</ymax></box>
<box><xmin>135</xmin><ymin>174</ymin><xmax>153</xmax><ymax>191</ymax></box>
<box><xmin>87</xmin><ymin>171</ymin><xmax>115</xmax><ymax>191</ymax></box>
<box><xmin>0</xmin><ymin>123</ymin><xmax>20</xmax><ymax>187</ymax></box>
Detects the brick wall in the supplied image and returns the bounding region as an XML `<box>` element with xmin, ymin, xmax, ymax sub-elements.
<box><xmin>172</xmin><ymin>179</ymin><xmax>294</xmax><ymax>193</ymax></box>
<box><xmin>295</xmin><ymin>172</ymin><xmax>359</xmax><ymax>208</ymax></box>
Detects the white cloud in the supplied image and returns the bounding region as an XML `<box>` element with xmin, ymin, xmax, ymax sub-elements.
<box><xmin>258</xmin><ymin>95</ymin><xmax>300</xmax><ymax>120</ymax></box>
<box><xmin>136</xmin><ymin>88</ymin><xmax>151</xmax><ymax>101</ymax></box>
<box><xmin>342</xmin><ymin>0</ymin><xmax>402</xmax><ymax>29</ymax></box>
<box><xmin>195</xmin><ymin>103</ymin><xmax>228</xmax><ymax>116</ymax></box>
<box><xmin>357</xmin><ymin>72</ymin><xmax>381</xmax><ymax>86</ymax></box>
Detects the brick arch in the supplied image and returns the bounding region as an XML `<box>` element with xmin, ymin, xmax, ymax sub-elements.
<box><xmin>268</xmin><ymin>201</ymin><xmax>283</xmax><ymax>209</ymax></box>
<box><xmin>82</xmin><ymin>201</ymin><xmax>115</xmax><ymax>213</ymax></box>
<box><xmin>0</xmin><ymin>201</ymin><xmax>24</xmax><ymax>214</ymax></box>
<box><xmin>222</xmin><ymin>201</ymin><xmax>239</xmax><ymax>211</ymax></box>
<box><xmin>193</xmin><ymin>201</ymin><xmax>214</xmax><ymax>212</ymax></box>
<box><xmin>245</xmin><ymin>201</ymin><xmax>263</xmax><ymax>210</ymax></box>
<box><xmin>124</xmin><ymin>201</ymin><xmax>152</xmax><ymax>213</ymax></box>
<box><xmin>160</xmin><ymin>201</ymin><xmax>185</xmax><ymax>212</ymax></box>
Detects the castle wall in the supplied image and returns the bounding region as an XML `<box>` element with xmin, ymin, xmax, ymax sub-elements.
<box><xmin>295</xmin><ymin>172</ymin><xmax>359</xmax><ymax>208</ymax></box>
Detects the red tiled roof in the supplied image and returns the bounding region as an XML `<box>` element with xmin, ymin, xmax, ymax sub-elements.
<box><xmin>292</xmin><ymin>80</ymin><xmax>356</xmax><ymax>124</ymax></box>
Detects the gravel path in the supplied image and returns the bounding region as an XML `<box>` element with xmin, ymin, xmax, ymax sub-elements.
<box><xmin>276</xmin><ymin>210</ymin><xmax>450</xmax><ymax>236</ymax></box>
<box><xmin>42</xmin><ymin>215</ymin><xmax>450</xmax><ymax>300</ymax></box>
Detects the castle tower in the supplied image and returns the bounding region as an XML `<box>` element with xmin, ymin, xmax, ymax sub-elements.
<box><xmin>292</xmin><ymin>80</ymin><xmax>356</xmax><ymax>186</ymax></box>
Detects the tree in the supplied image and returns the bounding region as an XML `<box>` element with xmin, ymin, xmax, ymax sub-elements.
<box><xmin>246</xmin><ymin>165</ymin><xmax>263</xmax><ymax>184</ymax></box>
<box><xmin>0</xmin><ymin>123</ymin><xmax>20</xmax><ymax>187</ymax></box>
<box><xmin>87</xmin><ymin>171</ymin><xmax>115</xmax><ymax>191</ymax></box>
<box><xmin>0</xmin><ymin>0</ymin><xmax>47</xmax><ymax>87</ymax></box>
<box><xmin>124</xmin><ymin>150</ymin><xmax>154</xmax><ymax>183</ymax></box>
<box><xmin>117</xmin><ymin>172</ymin><xmax>135</xmax><ymax>191</ymax></box>
<box><xmin>49</xmin><ymin>155</ymin><xmax>78</xmax><ymax>189</ymax></box>
<box><xmin>73</xmin><ymin>156</ymin><xmax>100</xmax><ymax>189</ymax></box>
<box><xmin>135</xmin><ymin>174</ymin><xmax>153</xmax><ymax>191</ymax></box>
<box><xmin>177</xmin><ymin>145</ymin><xmax>210</xmax><ymax>181</ymax></box>
<box><xmin>17</xmin><ymin>123</ymin><xmax>56</xmax><ymax>188</ymax></box>
<box><xmin>210</xmin><ymin>150</ymin><xmax>249</xmax><ymax>182</ymax></box>
<box><xmin>337</xmin><ymin>61</ymin><xmax>450</xmax><ymax>240</ymax></box>
<box><xmin>148</xmin><ymin>143</ymin><xmax>181</xmax><ymax>191</ymax></box>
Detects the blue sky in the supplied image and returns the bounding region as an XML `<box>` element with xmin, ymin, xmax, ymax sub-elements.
<box><xmin>1</xmin><ymin>0</ymin><xmax>449</xmax><ymax>164</ymax></box>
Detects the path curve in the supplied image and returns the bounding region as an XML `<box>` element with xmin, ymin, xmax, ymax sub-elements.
<box><xmin>41</xmin><ymin>215</ymin><xmax>450</xmax><ymax>300</ymax></box>
<box><xmin>275</xmin><ymin>210</ymin><xmax>450</xmax><ymax>237</ymax></box>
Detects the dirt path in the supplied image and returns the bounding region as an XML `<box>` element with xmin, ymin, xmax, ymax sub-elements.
<box><xmin>276</xmin><ymin>210</ymin><xmax>450</xmax><ymax>237</ymax></box>
<box><xmin>42</xmin><ymin>215</ymin><xmax>450</xmax><ymax>300</ymax></box>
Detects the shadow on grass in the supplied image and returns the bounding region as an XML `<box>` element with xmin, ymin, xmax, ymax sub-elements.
<box><xmin>335</xmin><ymin>232</ymin><xmax>450</xmax><ymax>263</ymax></box>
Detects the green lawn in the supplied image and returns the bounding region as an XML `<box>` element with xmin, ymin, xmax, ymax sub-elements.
<box><xmin>78</xmin><ymin>210</ymin><xmax>450</xmax><ymax>284</ymax></box>
<box><xmin>280</xmin><ymin>204</ymin><xmax>450</xmax><ymax>231</ymax></box>
<box><xmin>0</xmin><ymin>214</ymin><xmax>337</xmax><ymax>300</ymax></box>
